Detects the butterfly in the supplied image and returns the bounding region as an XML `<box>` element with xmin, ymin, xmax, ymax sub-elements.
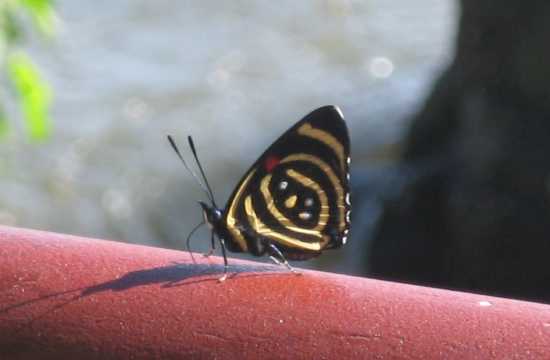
<box><xmin>168</xmin><ymin>105</ymin><xmax>351</xmax><ymax>281</ymax></box>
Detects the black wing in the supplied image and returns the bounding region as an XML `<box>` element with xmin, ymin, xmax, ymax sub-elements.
<box><xmin>222</xmin><ymin>105</ymin><xmax>351</xmax><ymax>259</ymax></box>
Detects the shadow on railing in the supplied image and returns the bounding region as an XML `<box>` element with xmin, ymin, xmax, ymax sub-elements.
<box><xmin>1</xmin><ymin>225</ymin><xmax>549</xmax><ymax>359</ymax></box>
<box><xmin>1</xmin><ymin>262</ymin><xmax>281</xmax><ymax>312</ymax></box>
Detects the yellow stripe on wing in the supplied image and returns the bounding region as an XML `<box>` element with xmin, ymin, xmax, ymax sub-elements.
<box><xmin>244</xmin><ymin>195</ymin><xmax>325</xmax><ymax>251</ymax></box>
<box><xmin>298</xmin><ymin>123</ymin><xmax>346</xmax><ymax>171</ymax></box>
<box><xmin>225</xmin><ymin>169</ymin><xmax>256</xmax><ymax>252</ymax></box>
<box><xmin>260</xmin><ymin>174</ymin><xmax>323</xmax><ymax>238</ymax></box>
<box><xmin>281</xmin><ymin>153</ymin><xmax>346</xmax><ymax>232</ymax></box>
<box><xmin>285</xmin><ymin>169</ymin><xmax>329</xmax><ymax>231</ymax></box>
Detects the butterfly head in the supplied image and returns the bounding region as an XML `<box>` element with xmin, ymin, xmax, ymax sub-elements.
<box><xmin>198</xmin><ymin>201</ymin><xmax>223</xmax><ymax>230</ymax></box>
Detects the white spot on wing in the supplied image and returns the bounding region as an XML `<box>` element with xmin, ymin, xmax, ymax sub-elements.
<box><xmin>278</xmin><ymin>181</ymin><xmax>288</xmax><ymax>190</ymax></box>
<box><xmin>299</xmin><ymin>212</ymin><xmax>312</xmax><ymax>220</ymax></box>
<box><xmin>345</xmin><ymin>210</ymin><xmax>351</xmax><ymax>223</ymax></box>
<box><xmin>304</xmin><ymin>198</ymin><xmax>314</xmax><ymax>207</ymax></box>
<box><xmin>342</xmin><ymin>236</ymin><xmax>348</xmax><ymax>244</ymax></box>
<box><xmin>345</xmin><ymin>193</ymin><xmax>351</xmax><ymax>206</ymax></box>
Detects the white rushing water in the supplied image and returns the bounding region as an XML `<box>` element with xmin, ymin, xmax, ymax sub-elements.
<box><xmin>1</xmin><ymin>0</ymin><xmax>456</xmax><ymax>272</ymax></box>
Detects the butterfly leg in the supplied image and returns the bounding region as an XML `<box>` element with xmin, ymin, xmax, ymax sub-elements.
<box><xmin>269</xmin><ymin>255</ymin><xmax>282</xmax><ymax>266</ymax></box>
<box><xmin>218</xmin><ymin>237</ymin><xmax>229</xmax><ymax>282</ymax></box>
<box><xmin>203</xmin><ymin>231</ymin><xmax>216</xmax><ymax>257</ymax></box>
<box><xmin>268</xmin><ymin>243</ymin><xmax>299</xmax><ymax>274</ymax></box>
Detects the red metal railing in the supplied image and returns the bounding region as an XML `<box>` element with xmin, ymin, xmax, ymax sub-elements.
<box><xmin>1</xmin><ymin>225</ymin><xmax>549</xmax><ymax>358</ymax></box>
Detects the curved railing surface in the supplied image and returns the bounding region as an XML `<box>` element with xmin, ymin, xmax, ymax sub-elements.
<box><xmin>1</xmin><ymin>225</ymin><xmax>549</xmax><ymax>359</ymax></box>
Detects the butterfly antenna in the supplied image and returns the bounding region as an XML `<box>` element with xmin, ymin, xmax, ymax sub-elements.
<box><xmin>187</xmin><ymin>136</ymin><xmax>218</xmax><ymax>208</ymax></box>
<box><xmin>167</xmin><ymin>135</ymin><xmax>214</xmax><ymax>204</ymax></box>
<box><xmin>186</xmin><ymin>220</ymin><xmax>205</xmax><ymax>264</ymax></box>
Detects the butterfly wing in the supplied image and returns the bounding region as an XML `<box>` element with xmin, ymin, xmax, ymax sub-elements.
<box><xmin>221</xmin><ymin>105</ymin><xmax>351</xmax><ymax>259</ymax></box>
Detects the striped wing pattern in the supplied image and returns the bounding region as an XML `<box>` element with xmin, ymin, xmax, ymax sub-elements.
<box><xmin>222</xmin><ymin>105</ymin><xmax>351</xmax><ymax>259</ymax></box>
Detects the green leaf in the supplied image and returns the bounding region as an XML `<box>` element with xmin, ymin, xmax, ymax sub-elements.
<box><xmin>2</xmin><ymin>8</ymin><xmax>23</xmax><ymax>45</ymax></box>
<box><xmin>19</xmin><ymin>0</ymin><xmax>56</xmax><ymax>36</ymax></box>
<box><xmin>7</xmin><ymin>51</ymin><xmax>52</xmax><ymax>140</ymax></box>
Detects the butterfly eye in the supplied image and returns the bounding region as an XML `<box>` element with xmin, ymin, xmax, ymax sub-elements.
<box><xmin>278</xmin><ymin>181</ymin><xmax>289</xmax><ymax>191</ymax></box>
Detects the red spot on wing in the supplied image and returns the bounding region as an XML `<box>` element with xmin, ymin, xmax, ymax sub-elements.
<box><xmin>264</xmin><ymin>155</ymin><xmax>280</xmax><ymax>172</ymax></box>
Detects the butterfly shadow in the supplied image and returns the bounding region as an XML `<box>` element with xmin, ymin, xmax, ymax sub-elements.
<box><xmin>1</xmin><ymin>261</ymin><xmax>289</xmax><ymax>327</ymax></box>
<box><xmin>82</xmin><ymin>261</ymin><xmax>288</xmax><ymax>294</ymax></box>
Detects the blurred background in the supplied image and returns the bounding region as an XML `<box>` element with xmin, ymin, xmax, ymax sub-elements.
<box><xmin>0</xmin><ymin>0</ymin><xmax>454</xmax><ymax>270</ymax></box>
<box><xmin>10</xmin><ymin>1</ymin><xmax>550</xmax><ymax>304</ymax></box>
